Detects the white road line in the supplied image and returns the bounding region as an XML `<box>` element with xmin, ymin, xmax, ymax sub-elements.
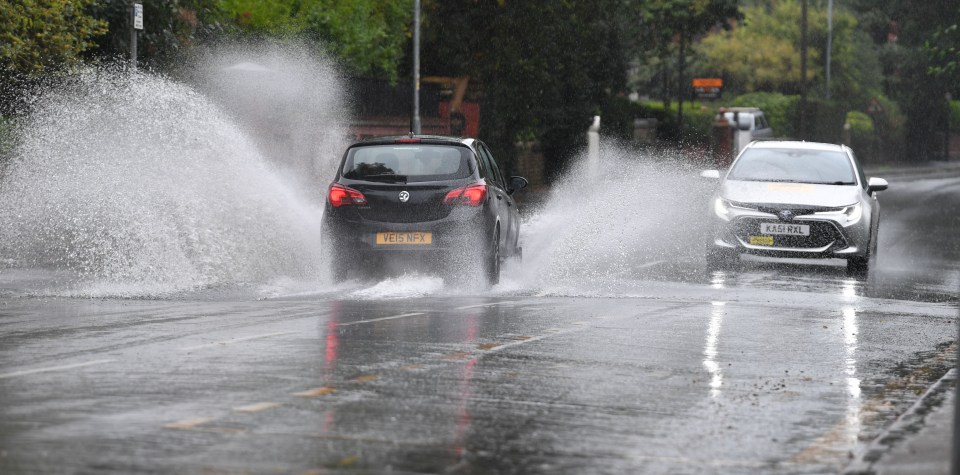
<box><xmin>180</xmin><ymin>331</ymin><xmax>297</xmax><ymax>351</ymax></box>
<box><xmin>336</xmin><ymin>312</ymin><xmax>425</xmax><ymax>326</ymax></box>
<box><xmin>455</xmin><ymin>300</ymin><xmax>518</xmax><ymax>310</ymax></box>
<box><xmin>636</xmin><ymin>260</ymin><xmax>666</xmax><ymax>269</ymax></box>
<box><xmin>0</xmin><ymin>359</ymin><xmax>117</xmax><ymax>379</ymax></box>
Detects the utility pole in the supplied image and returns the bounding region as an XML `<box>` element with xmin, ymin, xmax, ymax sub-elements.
<box><xmin>799</xmin><ymin>0</ymin><xmax>808</xmax><ymax>138</ymax></box>
<box><xmin>826</xmin><ymin>0</ymin><xmax>833</xmax><ymax>99</ymax></box>
<box><xmin>131</xmin><ymin>3</ymin><xmax>143</xmax><ymax>71</ymax></box>
<box><xmin>677</xmin><ymin>35</ymin><xmax>686</xmax><ymax>146</ymax></box>
<box><xmin>411</xmin><ymin>0</ymin><xmax>422</xmax><ymax>134</ymax></box>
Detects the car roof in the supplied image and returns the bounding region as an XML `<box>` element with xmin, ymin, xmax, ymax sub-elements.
<box><xmin>745</xmin><ymin>140</ymin><xmax>848</xmax><ymax>153</ymax></box>
<box><xmin>353</xmin><ymin>135</ymin><xmax>475</xmax><ymax>147</ymax></box>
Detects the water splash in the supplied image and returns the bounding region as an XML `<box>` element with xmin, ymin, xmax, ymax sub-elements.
<box><xmin>0</xmin><ymin>52</ymin><xmax>345</xmax><ymax>297</ymax></box>
<box><xmin>504</xmin><ymin>141</ymin><xmax>714</xmax><ymax>296</ymax></box>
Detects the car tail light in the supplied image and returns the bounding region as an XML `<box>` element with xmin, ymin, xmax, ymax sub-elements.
<box><xmin>328</xmin><ymin>183</ymin><xmax>368</xmax><ymax>207</ymax></box>
<box><xmin>444</xmin><ymin>183</ymin><xmax>487</xmax><ymax>206</ymax></box>
<box><xmin>396</xmin><ymin>137</ymin><xmax>421</xmax><ymax>144</ymax></box>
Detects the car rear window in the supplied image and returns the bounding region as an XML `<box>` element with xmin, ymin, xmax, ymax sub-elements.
<box><xmin>727</xmin><ymin>148</ymin><xmax>857</xmax><ymax>185</ymax></box>
<box><xmin>341</xmin><ymin>144</ymin><xmax>473</xmax><ymax>183</ymax></box>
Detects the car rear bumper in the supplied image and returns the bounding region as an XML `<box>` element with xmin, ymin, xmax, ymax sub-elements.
<box><xmin>322</xmin><ymin>207</ymin><xmax>493</xmax><ymax>258</ymax></box>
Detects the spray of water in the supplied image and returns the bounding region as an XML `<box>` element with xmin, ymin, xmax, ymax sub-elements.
<box><xmin>338</xmin><ymin>140</ymin><xmax>716</xmax><ymax>300</ymax></box>
<box><xmin>0</xmin><ymin>45</ymin><xmax>348</xmax><ymax>297</ymax></box>
<box><xmin>0</xmin><ymin>42</ymin><xmax>713</xmax><ymax>300</ymax></box>
<box><xmin>498</xmin><ymin>140</ymin><xmax>714</xmax><ymax>297</ymax></box>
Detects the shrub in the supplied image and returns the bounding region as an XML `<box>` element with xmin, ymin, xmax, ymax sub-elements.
<box><xmin>846</xmin><ymin>110</ymin><xmax>876</xmax><ymax>161</ymax></box>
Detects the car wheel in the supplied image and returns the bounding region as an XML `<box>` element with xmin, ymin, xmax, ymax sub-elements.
<box><xmin>847</xmin><ymin>256</ymin><xmax>869</xmax><ymax>276</ymax></box>
<box><xmin>322</xmin><ymin>225</ymin><xmax>350</xmax><ymax>280</ymax></box>
<box><xmin>486</xmin><ymin>229</ymin><xmax>501</xmax><ymax>286</ymax></box>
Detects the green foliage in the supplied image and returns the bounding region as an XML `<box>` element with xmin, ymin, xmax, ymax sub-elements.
<box><xmin>697</xmin><ymin>0</ymin><xmax>879</xmax><ymax>110</ymax></box>
<box><xmin>0</xmin><ymin>0</ymin><xmax>107</xmax><ymax>73</ymax></box>
<box><xmin>422</xmin><ymin>0</ymin><xmax>630</xmax><ymax>178</ymax></box>
<box><xmin>951</xmin><ymin>100</ymin><xmax>960</xmax><ymax>132</ymax></box>
<box><xmin>86</xmin><ymin>0</ymin><xmax>228</xmax><ymax>70</ymax></box>
<box><xmin>845</xmin><ymin>110</ymin><xmax>875</xmax><ymax>159</ymax></box>
<box><xmin>640</xmin><ymin>100</ymin><xmax>716</xmax><ymax>145</ymax></box>
<box><xmin>221</xmin><ymin>0</ymin><xmax>411</xmax><ymax>81</ymax></box>
<box><xmin>0</xmin><ymin>116</ymin><xmax>15</xmax><ymax>179</ymax></box>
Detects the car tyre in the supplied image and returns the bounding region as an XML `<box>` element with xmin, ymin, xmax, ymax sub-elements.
<box><xmin>847</xmin><ymin>256</ymin><xmax>869</xmax><ymax>276</ymax></box>
<box><xmin>486</xmin><ymin>229</ymin><xmax>501</xmax><ymax>287</ymax></box>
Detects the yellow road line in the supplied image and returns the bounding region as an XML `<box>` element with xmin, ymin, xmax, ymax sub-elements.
<box><xmin>233</xmin><ymin>402</ymin><xmax>280</xmax><ymax>413</ymax></box>
<box><xmin>164</xmin><ymin>417</ymin><xmax>213</xmax><ymax>430</ymax></box>
<box><xmin>293</xmin><ymin>387</ymin><xmax>337</xmax><ymax>397</ymax></box>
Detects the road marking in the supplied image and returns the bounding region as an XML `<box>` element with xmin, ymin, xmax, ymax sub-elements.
<box><xmin>352</xmin><ymin>374</ymin><xmax>379</xmax><ymax>383</ymax></box>
<box><xmin>180</xmin><ymin>331</ymin><xmax>297</xmax><ymax>351</ymax></box>
<box><xmin>336</xmin><ymin>313</ymin><xmax>425</xmax><ymax>326</ymax></box>
<box><xmin>293</xmin><ymin>387</ymin><xmax>336</xmax><ymax>397</ymax></box>
<box><xmin>455</xmin><ymin>301</ymin><xmax>517</xmax><ymax>310</ymax></box>
<box><xmin>234</xmin><ymin>402</ymin><xmax>280</xmax><ymax>413</ymax></box>
<box><xmin>636</xmin><ymin>260</ymin><xmax>666</xmax><ymax>269</ymax></box>
<box><xmin>0</xmin><ymin>359</ymin><xmax>116</xmax><ymax>379</ymax></box>
<box><xmin>164</xmin><ymin>417</ymin><xmax>213</xmax><ymax>430</ymax></box>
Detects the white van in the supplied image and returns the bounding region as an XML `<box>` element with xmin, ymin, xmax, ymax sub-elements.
<box><xmin>720</xmin><ymin>107</ymin><xmax>774</xmax><ymax>153</ymax></box>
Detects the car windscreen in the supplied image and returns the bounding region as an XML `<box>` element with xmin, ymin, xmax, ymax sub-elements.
<box><xmin>341</xmin><ymin>144</ymin><xmax>473</xmax><ymax>183</ymax></box>
<box><xmin>726</xmin><ymin>148</ymin><xmax>857</xmax><ymax>185</ymax></box>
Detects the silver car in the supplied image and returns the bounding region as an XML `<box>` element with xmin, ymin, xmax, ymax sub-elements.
<box><xmin>702</xmin><ymin>141</ymin><xmax>888</xmax><ymax>274</ymax></box>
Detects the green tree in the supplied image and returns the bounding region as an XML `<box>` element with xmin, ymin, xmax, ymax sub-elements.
<box><xmin>0</xmin><ymin>0</ymin><xmax>107</xmax><ymax>73</ymax></box>
<box><xmin>849</xmin><ymin>0</ymin><xmax>960</xmax><ymax>160</ymax></box>
<box><xmin>421</xmin><ymin>0</ymin><xmax>631</xmax><ymax>177</ymax></box>
<box><xmin>697</xmin><ymin>1</ymin><xmax>879</xmax><ymax>108</ymax></box>
<box><xmin>633</xmin><ymin>0</ymin><xmax>741</xmax><ymax>133</ymax></box>
<box><xmin>221</xmin><ymin>0</ymin><xmax>411</xmax><ymax>81</ymax></box>
<box><xmin>85</xmin><ymin>0</ymin><xmax>227</xmax><ymax>70</ymax></box>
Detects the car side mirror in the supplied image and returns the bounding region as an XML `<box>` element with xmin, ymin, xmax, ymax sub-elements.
<box><xmin>867</xmin><ymin>177</ymin><xmax>888</xmax><ymax>193</ymax></box>
<box><xmin>700</xmin><ymin>170</ymin><xmax>721</xmax><ymax>179</ymax></box>
<box><xmin>508</xmin><ymin>176</ymin><xmax>529</xmax><ymax>194</ymax></box>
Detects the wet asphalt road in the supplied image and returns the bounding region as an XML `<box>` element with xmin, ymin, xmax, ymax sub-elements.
<box><xmin>1</xmin><ymin>173</ymin><xmax>958</xmax><ymax>474</ymax></box>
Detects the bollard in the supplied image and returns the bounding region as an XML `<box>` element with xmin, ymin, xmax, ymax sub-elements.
<box><xmin>588</xmin><ymin>116</ymin><xmax>600</xmax><ymax>178</ymax></box>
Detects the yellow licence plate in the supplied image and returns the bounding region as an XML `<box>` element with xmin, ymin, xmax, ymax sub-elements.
<box><xmin>376</xmin><ymin>232</ymin><xmax>433</xmax><ymax>245</ymax></box>
<box><xmin>749</xmin><ymin>235</ymin><xmax>774</xmax><ymax>246</ymax></box>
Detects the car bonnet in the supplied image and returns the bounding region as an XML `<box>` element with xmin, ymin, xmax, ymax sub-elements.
<box><xmin>720</xmin><ymin>180</ymin><xmax>862</xmax><ymax>208</ymax></box>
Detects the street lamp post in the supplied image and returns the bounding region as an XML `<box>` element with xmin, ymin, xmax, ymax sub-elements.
<box><xmin>411</xmin><ymin>0</ymin><xmax>422</xmax><ymax>135</ymax></box>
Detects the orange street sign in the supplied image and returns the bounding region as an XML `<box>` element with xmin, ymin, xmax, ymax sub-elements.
<box><xmin>692</xmin><ymin>78</ymin><xmax>723</xmax><ymax>88</ymax></box>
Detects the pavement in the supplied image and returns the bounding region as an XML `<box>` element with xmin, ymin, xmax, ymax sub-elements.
<box><xmin>845</xmin><ymin>369</ymin><xmax>957</xmax><ymax>475</ymax></box>
<box><xmin>847</xmin><ymin>154</ymin><xmax>959</xmax><ymax>475</ymax></box>
<box><xmin>853</xmin><ymin>159</ymin><xmax>960</xmax><ymax>474</ymax></box>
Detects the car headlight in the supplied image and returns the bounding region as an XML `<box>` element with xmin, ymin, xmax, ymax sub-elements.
<box><xmin>814</xmin><ymin>202</ymin><xmax>863</xmax><ymax>226</ymax></box>
<box><xmin>841</xmin><ymin>202</ymin><xmax>862</xmax><ymax>225</ymax></box>
<box><xmin>714</xmin><ymin>198</ymin><xmax>731</xmax><ymax>220</ymax></box>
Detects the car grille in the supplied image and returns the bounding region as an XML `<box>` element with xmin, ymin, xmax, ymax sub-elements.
<box><xmin>731</xmin><ymin>216</ymin><xmax>846</xmax><ymax>249</ymax></box>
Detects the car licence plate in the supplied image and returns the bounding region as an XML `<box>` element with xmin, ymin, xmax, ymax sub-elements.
<box><xmin>375</xmin><ymin>232</ymin><xmax>433</xmax><ymax>245</ymax></box>
<box><xmin>760</xmin><ymin>222</ymin><xmax>810</xmax><ymax>236</ymax></box>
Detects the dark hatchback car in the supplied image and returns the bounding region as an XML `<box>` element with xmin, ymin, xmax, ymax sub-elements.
<box><xmin>321</xmin><ymin>135</ymin><xmax>528</xmax><ymax>285</ymax></box>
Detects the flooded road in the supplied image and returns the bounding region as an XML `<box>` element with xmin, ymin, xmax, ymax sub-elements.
<box><xmin>0</xmin><ymin>62</ymin><xmax>957</xmax><ymax>474</ymax></box>
<box><xmin>1</xmin><ymin>172</ymin><xmax>957</xmax><ymax>473</ymax></box>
